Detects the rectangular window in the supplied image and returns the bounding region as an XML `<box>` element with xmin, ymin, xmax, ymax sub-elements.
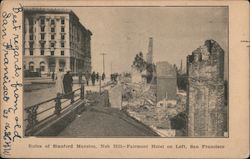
<box><xmin>41</xmin><ymin>34</ymin><xmax>45</xmax><ymax>40</ymax></box>
<box><xmin>61</xmin><ymin>51</ymin><xmax>64</xmax><ymax>56</ymax></box>
<box><xmin>29</xmin><ymin>27</ymin><xmax>33</xmax><ymax>33</ymax></box>
<box><xmin>40</xmin><ymin>66</ymin><xmax>45</xmax><ymax>71</ymax></box>
<box><xmin>51</xmin><ymin>27</ymin><xmax>55</xmax><ymax>32</ymax></box>
<box><xmin>40</xmin><ymin>50</ymin><xmax>44</xmax><ymax>55</ymax></box>
<box><xmin>51</xmin><ymin>43</ymin><xmax>55</xmax><ymax>47</ymax></box>
<box><xmin>61</xmin><ymin>27</ymin><xmax>64</xmax><ymax>32</ymax></box>
<box><xmin>61</xmin><ymin>19</ymin><xmax>65</xmax><ymax>25</ymax></box>
<box><xmin>41</xmin><ymin>26</ymin><xmax>45</xmax><ymax>32</ymax></box>
<box><xmin>30</xmin><ymin>50</ymin><xmax>33</xmax><ymax>56</ymax></box>
<box><xmin>41</xmin><ymin>19</ymin><xmax>45</xmax><ymax>25</ymax></box>
<box><xmin>51</xmin><ymin>34</ymin><xmax>55</xmax><ymax>40</ymax></box>
<box><xmin>51</xmin><ymin>19</ymin><xmax>55</xmax><ymax>25</ymax></box>
<box><xmin>30</xmin><ymin>35</ymin><xmax>33</xmax><ymax>40</ymax></box>
<box><xmin>61</xmin><ymin>34</ymin><xmax>65</xmax><ymax>40</ymax></box>
<box><xmin>61</xmin><ymin>42</ymin><xmax>64</xmax><ymax>47</ymax></box>
<box><xmin>51</xmin><ymin>51</ymin><xmax>54</xmax><ymax>56</ymax></box>
<box><xmin>29</xmin><ymin>43</ymin><xmax>33</xmax><ymax>49</ymax></box>
<box><xmin>41</xmin><ymin>43</ymin><xmax>45</xmax><ymax>48</ymax></box>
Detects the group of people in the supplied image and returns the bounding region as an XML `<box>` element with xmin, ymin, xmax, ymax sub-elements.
<box><xmin>85</xmin><ymin>71</ymin><xmax>105</xmax><ymax>86</ymax></box>
<box><xmin>55</xmin><ymin>69</ymin><xmax>73</xmax><ymax>96</ymax></box>
<box><xmin>110</xmin><ymin>73</ymin><xmax>120</xmax><ymax>82</ymax></box>
<box><xmin>54</xmin><ymin>69</ymin><xmax>107</xmax><ymax>97</ymax></box>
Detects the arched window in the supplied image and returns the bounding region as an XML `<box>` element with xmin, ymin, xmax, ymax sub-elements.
<box><xmin>29</xmin><ymin>62</ymin><xmax>34</xmax><ymax>72</ymax></box>
<box><xmin>40</xmin><ymin>61</ymin><xmax>45</xmax><ymax>72</ymax></box>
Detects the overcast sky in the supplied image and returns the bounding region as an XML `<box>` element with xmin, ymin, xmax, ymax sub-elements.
<box><xmin>70</xmin><ymin>7</ymin><xmax>228</xmax><ymax>77</ymax></box>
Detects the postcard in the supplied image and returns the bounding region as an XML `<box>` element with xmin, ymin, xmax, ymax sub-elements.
<box><xmin>1</xmin><ymin>0</ymin><xmax>249</xmax><ymax>158</ymax></box>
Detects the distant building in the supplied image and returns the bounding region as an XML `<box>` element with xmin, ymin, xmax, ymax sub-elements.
<box><xmin>23</xmin><ymin>8</ymin><xmax>92</xmax><ymax>75</ymax></box>
<box><xmin>156</xmin><ymin>61</ymin><xmax>177</xmax><ymax>102</ymax></box>
<box><xmin>187</xmin><ymin>39</ymin><xmax>226</xmax><ymax>137</ymax></box>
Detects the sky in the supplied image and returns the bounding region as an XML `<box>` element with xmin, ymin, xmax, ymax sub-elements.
<box><xmin>70</xmin><ymin>7</ymin><xmax>228</xmax><ymax>77</ymax></box>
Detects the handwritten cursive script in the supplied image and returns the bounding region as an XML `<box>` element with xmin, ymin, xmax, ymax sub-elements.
<box><xmin>1</xmin><ymin>3</ymin><xmax>23</xmax><ymax>157</ymax></box>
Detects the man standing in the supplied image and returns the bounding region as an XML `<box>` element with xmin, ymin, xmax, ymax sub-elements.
<box><xmin>96</xmin><ymin>72</ymin><xmax>100</xmax><ymax>82</ymax></box>
<box><xmin>85</xmin><ymin>71</ymin><xmax>90</xmax><ymax>86</ymax></box>
<box><xmin>63</xmin><ymin>70</ymin><xmax>73</xmax><ymax>98</ymax></box>
<box><xmin>91</xmin><ymin>71</ymin><xmax>96</xmax><ymax>86</ymax></box>
<box><xmin>102</xmin><ymin>72</ymin><xmax>106</xmax><ymax>81</ymax></box>
<box><xmin>55</xmin><ymin>69</ymin><xmax>64</xmax><ymax>95</ymax></box>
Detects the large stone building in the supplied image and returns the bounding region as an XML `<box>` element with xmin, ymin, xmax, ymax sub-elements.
<box><xmin>23</xmin><ymin>8</ymin><xmax>92</xmax><ymax>75</ymax></box>
<box><xmin>186</xmin><ymin>39</ymin><xmax>226</xmax><ymax>137</ymax></box>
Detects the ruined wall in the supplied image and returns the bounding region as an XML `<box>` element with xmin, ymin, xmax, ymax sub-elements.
<box><xmin>156</xmin><ymin>61</ymin><xmax>177</xmax><ymax>102</ymax></box>
<box><xmin>187</xmin><ymin>39</ymin><xmax>226</xmax><ymax>137</ymax></box>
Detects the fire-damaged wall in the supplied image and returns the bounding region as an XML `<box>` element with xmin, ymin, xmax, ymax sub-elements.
<box><xmin>187</xmin><ymin>39</ymin><xmax>227</xmax><ymax>137</ymax></box>
<box><xmin>156</xmin><ymin>61</ymin><xmax>177</xmax><ymax>102</ymax></box>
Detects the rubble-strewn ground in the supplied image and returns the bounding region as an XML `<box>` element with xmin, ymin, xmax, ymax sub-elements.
<box><xmin>121</xmin><ymin>80</ymin><xmax>187</xmax><ymax>137</ymax></box>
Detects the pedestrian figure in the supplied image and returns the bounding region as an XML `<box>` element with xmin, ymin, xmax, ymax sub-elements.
<box><xmin>85</xmin><ymin>71</ymin><xmax>90</xmax><ymax>86</ymax></box>
<box><xmin>63</xmin><ymin>70</ymin><xmax>73</xmax><ymax>98</ymax></box>
<box><xmin>96</xmin><ymin>72</ymin><xmax>99</xmax><ymax>82</ymax></box>
<box><xmin>110</xmin><ymin>74</ymin><xmax>113</xmax><ymax>82</ymax></box>
<box><xmin>91</xmin><ymin>71</ymin><xmax>96</xmax><ymax>86</ymax></box>
<box><xmin>114</xmin><ymin>73</ymin><xmax>118</xmax><ymax>82</ymax></box>
<box><xmin>55</xmin><ymin>69</ymin><xmax>64</xmax><ymax>95</ymax></box>
<box><xmin>102</xmin><ymin>72</ymin><xmax>105</xmax><ymax>81</ymax></box>
<box><xmin>51</xmin><ymin>72</ymin><xmax>55</xmax><ymax>81</ymax></box>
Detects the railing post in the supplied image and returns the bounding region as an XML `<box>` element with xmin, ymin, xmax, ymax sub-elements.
<box><xmin>80</xmin><ymin>83</ymin><xmax>85</xmax><ymax>99</ymax></box>
<box><xmin>70</xmin><ymin>92</ymin><xmax>74</xmax><ymax>104</ymax></box>
<box><xmin>26</xmin><ymin>105</ymin><xmax>39</xmax><ymax>130</ymax></box>
<box><xmin>54</xmin><ymin>93</ymin><xmax>62</xmax><ymax>115</ymax></box>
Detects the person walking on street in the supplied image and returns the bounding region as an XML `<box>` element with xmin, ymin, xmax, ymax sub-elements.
<box><xmin>63</xmin><ymin>70</ymin><xmax>73</xmax><ymax>98</ymax></box>
<box><xmin>91</xmin><ymin>71</ymin><xmax>96</xmax><ymax>86</ymax></box>
<box><xmin>55</xmin><ymin>69</ymin><xmax>64</xmax><ymax>95</ymax></box>
<box><xmin>85</xmin><ymin>71</ymin><xmax>90</xmax><ymax>86</ymax></box>
<box><xmin>102</xmin><ymin>72</ymin><xmax>105</xmax><ymax>81</ymax></box>
<box><xmin>96</xmin><ymin>72</ymin><xmax>99</xmax><ymax>82</ymax></box>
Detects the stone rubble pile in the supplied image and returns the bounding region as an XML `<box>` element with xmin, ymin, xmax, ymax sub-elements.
<box><xmin>121</xmin><ymin>82</ymin><xmax>187</xmax><ymax>133</ymax></box>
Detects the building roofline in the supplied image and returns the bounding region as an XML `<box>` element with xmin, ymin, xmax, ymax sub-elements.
<box><xmin>23</xmin><ymin>7</ymin><xmax>79</xmax><ymax>21</ymax></box>
<box><xmin>23</xmin><ymin>7</ymin><xmax>93</xmax><ymax>35</ymax></box>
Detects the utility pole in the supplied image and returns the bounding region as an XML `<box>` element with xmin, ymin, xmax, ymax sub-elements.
<box><xmin>100</xmin><ymin>53</ymin><xmax>106</xmax><ymax>74</ymax></box>
<box><xmin>111</xmin><ymin>62</ymin><xmax>112</xmax><ymax>74</ymax></box>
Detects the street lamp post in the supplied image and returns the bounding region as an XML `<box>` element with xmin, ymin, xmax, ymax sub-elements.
<box><xmin>100</xmin><ymin>53</ymin><xmax>106</xmax><ymax>74</ymax></box>
<box><xmin>100</xmin><ymin>53</ymin><xmax>107</xmax><ymax>94</ymax></box>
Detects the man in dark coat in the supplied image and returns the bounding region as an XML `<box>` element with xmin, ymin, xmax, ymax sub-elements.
<box><xmin>85</xmin><ymin>71</ymin><xmax>90</xmax><ymax>86</ymax></box>
<box><xmin>102</xmin><ymin>72</ymin><xmax>105</xmax><ymax>81</ymax></box>
<box><xmin>96</xmin><ymin>72</ymin><xmax>99</xmax><ymax>82</ymax></box>
<box><xmin>63</xmin><ymin>70</ymin><xmax>73</xmax><ymax>97</ymax></box>
<box><xmin>91</xmin><ymin>71</ymin><xmax>96</xmax><ymax>86</ymax></box>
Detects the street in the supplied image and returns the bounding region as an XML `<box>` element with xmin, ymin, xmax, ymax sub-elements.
<box><xmin>24</xmin><ymin>77</ymin><xmax>104</xmax><ymax>107</ymax></box>
<box><xmin>59</xmin><ymin>102</ymin><xmax>158</xmax><ymax>137</ymax></box>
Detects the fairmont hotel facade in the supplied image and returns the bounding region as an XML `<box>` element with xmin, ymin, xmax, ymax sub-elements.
<box><xmin>23</xmin><ymin>8</ymin><xmax>92</xmax><ymax>75</ymax></box>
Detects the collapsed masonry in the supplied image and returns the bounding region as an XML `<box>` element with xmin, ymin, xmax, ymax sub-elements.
<box><xmin>187</xmin><ymin>39</ymin><xmax>227</xmax><ymax>137</ymax></box>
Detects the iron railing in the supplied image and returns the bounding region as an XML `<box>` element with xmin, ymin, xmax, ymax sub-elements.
<box><xmin>24</xmin><ymin>84</ymin><xmax>85</xmax><ymax>133</ymax></box>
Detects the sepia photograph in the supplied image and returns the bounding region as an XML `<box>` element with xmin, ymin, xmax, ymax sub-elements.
<box><xmin>1</xmin><ymin>0</ymin><xmax>249</xmax><ymax>158</ymax></box>
<box><xmin>23</xmin><ymin>6</ymin><xmax>229</xmax><ymax>138</ymax></box>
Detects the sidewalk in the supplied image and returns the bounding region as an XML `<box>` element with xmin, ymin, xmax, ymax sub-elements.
<box><xmin>58</xmin><ymin>103</ymin><xmax>159</xmax><ymax>137</ymax></box>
